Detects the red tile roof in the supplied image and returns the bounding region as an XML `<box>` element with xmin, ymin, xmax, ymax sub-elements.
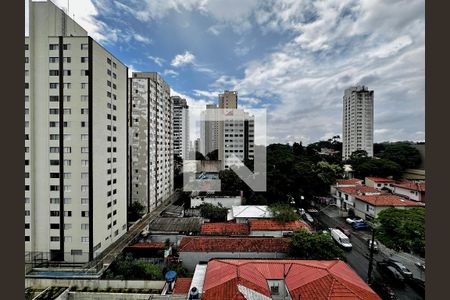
<box><xmin>201</xmin><ymin>223</ymin><xmax>250</xmax><ymax>236</ymax></box>
<box><xmin>394</xmin><ymin>181</ymin><xmax>425</xmax><ymax>192</ymax></box>
<box><xmin>355</xmin><ymin>195</ymin><xmax>424</xmax><ymax>207</ymax></box>
<box><xmin>178</xmin><ymin>237</ymin><xmax>290</xmax><ymax>253</ymax></box>
<box><xmin>202</xmin><ymin>259</ymin><xmax>381</xmax><ymax>300</ymax></box>
<box><xmin>172</xmin><ymin>278</ymin><xmax>193</xmax><ymax>294</ymax></box>
<box><xmin>126</xmin><ymin>242</ymin><xmax>166</xmax><ymax>249</ymax></box>
<box><xmin>249</xmin><ymin>220</ymin><xmax>310</xmax><ymax>232</ymax></box>
<box><xmin>337</xmin><ymin>185</ymin><xmax>382</xmax><ymax>195</ymax></box>
<box><xmin>336</xmin><ymin>178</ymin><xmax>363</xmax><ymax>185</ymax></box>
<box><xmin>365</xmin><ymin>177</ymin><xmax>395</xmax><ymax>183</ymax></box>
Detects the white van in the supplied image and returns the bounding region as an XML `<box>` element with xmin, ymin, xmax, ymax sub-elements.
<box><xmin>330</xmin><ymin>229</ymin><xmax>352</xmax><ymax>250</ymax></box>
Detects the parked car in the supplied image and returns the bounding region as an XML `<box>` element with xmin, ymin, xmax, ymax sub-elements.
<box><xmin>351</xmin><ymin>221</ymin><xmax>369</xmax><ymax>230</ymax></box>
<box><xmin>336</xmin><ymin>225</ymin><xmax>351</xmax><ymax>237</ymax></box>
<box><xmin>385</xmin><ymin>259</ymin><xmax>413</xmax><ymax>279</ymax></box>
<box><xmin>377</xmin><ymin>262</ymin><xmax>404</xmax><ymax>285</ymax></box>
<box><xmin>346</xmin><ymin>217</ymin><xmax>363</xmax><ymax>224</ymax></box>
<box><xmin>330</xmin><ymin>229</ymin><xmax>352</xmax><ymax>250</ymax></box>
<box><xmin>298</xmin><ymin>208</ymin><xmax>305</xmax><ymax>215</ymax></box>
<box><xmin>367</xmin><ymin>239</ymin><xmax>379</xmax><ymax>252</ymax></box>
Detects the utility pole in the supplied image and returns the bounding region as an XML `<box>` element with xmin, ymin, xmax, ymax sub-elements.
<box><xmin>367</xmin><ymin>226</ymin><xmax>376</xmax><ymax>284</ymax></box>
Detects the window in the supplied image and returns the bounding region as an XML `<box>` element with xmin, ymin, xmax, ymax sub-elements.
<box><xmin>63</xmin><ymin>83</ymin><xmax>71</xmax><ymax>89</ymax></box>
<box><xmin>25</xmin><ymin>95</ymin><xmax>29</xmax><ymax>102</ymax></box>
<box><xmin>64</xmin><ymin>197</ymin><xmax>72</xmax><ymax>204</ymax></box>
<box><xmin>25</xmin><ymin>223</ymin><xmax>30</xmax><ymax>229</ymax></box>
<box><xmin>25</xmin><ymin>236</ymin><xmax>30</xmax><ymax>241</ymax></box>
<box><xmin>63</xmin><ymin>134</ymin><xmax>71</xmax><ymax>141</ymax></box>
<box><xmin>113</xmin><ymin>73</ymin><xmax>117</xmax><ymax>79</ymax></box>
<box><xmin>64</xmin><ymin>160</ymin><xmax>71</xmax><ymax>166</ymax></box>
<box><xmin>49</xmin><ymin>57</ymin><xmax>59</xmax><ymax>63</ymax></box>
<box><xmin>49</xmin><ymin>83</ymin><xmax>58</xmax><ymax>89</ymax></box>
<box><xmin>25</xmin><ymin>198</ymin><xmax>31</xmax><ymax>204</ymax></box>
<box><xmin>113</xmin><ymin>83</ymin><xmax>117</xmax><ymax>90</ymax></box>
<box><xmin>81</xmin><ymin>224</ymin><xmax>89</xmax><ymax>230</ymax></box>
<box><xmin>50</xmin><ymin>160</ymin><xmax>59</xmax><ymax>166</ymax></box>
<box><xmin>107</xmin><ymin>58</ymin><xmax>111</xmax><ymax>65</ymax></box>
<box><xmin>81</xmin><ymin>185</ymin><xmax>88</xmax><ymax>192</ymax></box>
<box><xmin>81</xmin><ymin>198</ymin><xmax>89</xmax><ymax>205</ymax></box>
<box><xmin>107</xmin><ymin>80</ymin><xmax>111</xmax><ymax>87</ymax></box>
<box><xmin>64</xmin><ymin>185</ymin><xmax>71</xmax><ymax>192</ymax></box>
<box><xmin>81</xmin><ymin>121</ymin><xmax>88</xmax><ymax>127</ymax></box>
<box><xmin>50</xmin><ymin>198</ymin><xmax>60</xmax><ymax>204</ymax></box>
<box><xmin>49</xmin><ymin>70</ymin><xmax>59</xmax><ymax>76</ymax></box>
<box><xmin>50</xmin><ymin>236</ymin><xmax>60</xmax><ymax>242</ymax></box>
<box><xmin>81</xmin><ymin>43</ymin><xmax>88</xmax><ymax>50</ymax></box>
<box><xmin>81</xmin><ymin>95</ymin><xmax>88</xmax><ymax>102</ymax></box>
<box><xmin>50</xmin><ymin>173</ymin><xmax>59</xmax><ymax>178</ymax></box>
<box><xmin>64</xmin><ymin>95</ymin><xmax>71</xmax><ymax>102</ymax></box>
<box><xmin>25</xmin><ymin>57</ymin><xmax>29</xmax><ymax>63</ymax></box>
<box><xmin>64</xmin><ymin>236</ymin><xmax>72</xmax><ymax>243</ymax></box>
<box><xmin>81</xmin><ymin>147</ymin><xmax>89</xmax><ymax>153</ymax></box>
<box><xmin>63</xmin><ymin>70</ymin><xmax>71</xmax><ymax>76</ymax></box>
<box><xmin>81</xmin><ymin>211</ymin><xmax>89</xmax><ymax>217</ymax></box>
<box><xmin>64</xmin><ymin>57</ymin><xmax>71</xmax><ymax>63</ymax></box>
<box><xmin>50</xmin><ymin>211</ymin><xmax>60</xmax><ymax>217</ymax></box>
<box><xmin>64</xmin><ymin>108</ymin><xmax>71</xmax><ymax>114</ymax></box>
<box><xmin>113</xmin><ymin>62</ymin><xmax>117</xmax><ymax>68</ymax></box>
<box><xmin>81</xmin><ymin>160</ymin><xmax>89</xmax><ymax>166</ymax></box>
<box><xmin>50</xmin><ymin>185</ymin><xmax>59</xmax><ymax>191</ymax></box>
<box><xmin>25</xmin><ymin>210</ymin><xmax>31</xmax><ymax>216</ymax></box>
<box><xmin>81</xmin><ymin>70</ymin><xmax>89</xmax><ymax>76</ymax></box>
<box><xmin>107</xmin><ymin>91</ymin><xmax>111</xmax><ymax>98</ymax></box>
<box><xmin>50</xmin><ymin>223</ymin><xmax>59</xmax><ymax>229</ymax></box>
<box><xmin>107</xmin><ymin>69</ymin><xmax>111</xmax><ymax>76</ymax></box>
<box><xmin>63</xmin><ymin>43</ymin><xmax>70</xmax><ymax>50</ymax></box>
<box><xmin>64</xmin><ymin>211</ymin><xmax>72</xmax><ymax>217</ymax></box>
<box><xmin>81</xmin><ymin>83</ymin><xmax>88</xmax><ymax>89</ymax></box>
<box><xmin>49</xmin><ymin>44</ymin><xmax>58</xmax><ymax>50</ymax></box>
<box><xmin>49</xmin><ymin>109</ymin><xmax>59</xmax><ymax>114</ymax></box>
<box><xmin>81</xmin><ymin>237</ymin><xmax>89</xmax><ymax>243</ymax></box>
<box><xmin>63</xmin><ymin>147</ymin><xmax>71</xmax><ymax>153</ymax></box>
<box><xmin>81</xmin><ymin>134</ymin><xmax>88</xmax><ymax>141</ymax></box>
<box><xmin>81</xmin><ymin>108</ymin><xmax>88</xmax><ymax>114</ymax></box>
<box><xmin>49</xmin><ymin>96</ymin><xmax>59</xmax><ymax>102</ymax></box>
<box><xmin>25</xmin><ymin>44</ymin><xmax>29</xmax><ymax>50</ymax></box>
<box><xmin>25</xmin><ymin>83</ymin><xmax>29</xmax><ymax>89</ymax></box>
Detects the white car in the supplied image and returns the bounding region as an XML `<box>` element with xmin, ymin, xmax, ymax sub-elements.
<box><xmin>346</xmin><ymin>217</ymin><xmax>363</xmax><ymax>224</ymax></box>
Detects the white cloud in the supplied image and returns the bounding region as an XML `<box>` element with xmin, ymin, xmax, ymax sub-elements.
<box><xmin>171</xmin><ymin>51</ymin><xmax>196</xmax><ymax>67</ymax></box>
<box><xmin>163</xmin><ymin>69</ymin><xmax>179</xmax><ymax>77</ymax></box>
<box><xmin>133</xmin><ymin>33</ymin><xmax>152</xmax><ymax>44</ymax></box>
<box><xmin>127</xmin><ymin>64</ymin><xmax>139</xmax><ymax>77</ymax></box>
<box><xmin>148</xmin><ymin>56</ymin><xmax>165</xmax><ymax>67</ymax></box>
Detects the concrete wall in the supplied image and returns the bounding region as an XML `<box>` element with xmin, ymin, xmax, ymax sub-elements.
<box><xmin>179</xmin><ymin>251</ymin><xmax>287</xmax><ymax>272</ymax></box>
<box><xmin>67</xmin><ymin>292</ymin><xmax>151</xmax><ymax>300</ymax></box>
<box><xmin>25</xmin><ymin>278</ymin><xmax>165</xmax><ymax>290</ymax></box>
<box><xmin>393</xmin><ymin>186</ymin><xmax>423</xmax><ymax>202</ymax></box>
<box><xmin>250</xmin><ymin>230</ymin><xmax>292</xmax><ymax>237</ymax></box>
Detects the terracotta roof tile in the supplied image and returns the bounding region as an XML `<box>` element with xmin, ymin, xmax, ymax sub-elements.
<box><xmin>355</xmin><ymin>195</ymin><xmax>424</xmax><ymax>207</ymax></box>
<box><xmin>365</xmin><ymin>177</ymin><xmax>395</xmax><ymax>183</ymax></box>
<box><xmin>201</xmin><ymin>223</ymin><xmax>250</xmax><ymax>235</ymax></box>
<box><xmin>336</xmin><ymin>178</ymin><xmax>363</xmax><ymax>185</ymax></box>
<box><xmin>172</xmin><ymin>278</ymin><xmax>193</xmax><ymax>294</ymax></box>
<box><xmin>178</xmin><ymin>237</ymin><xmax>290</xmax><ymax>253</ymax></box>
<box><xmin>249</xmin><ymin>220</ymin><xmax>310</xmax><ymax>231</ymax></box>
<box><xmin>126</xmin><ymin>242</ymin><xmax>166</xmax><ymax>249</ymax></box>
<box><xmin>394</xmin><ymin>181</ymin><xmax>425</xmax><ymax>192</ymax></box>
<box><xmin>337</xmin><ymin>185</ymin><xmax>382</xmax><ymax>195</ymax></box>
<box><xmin>202</xmin><ymin>259</ymin><xmax>381</xmax><ymax>300</ymax></box>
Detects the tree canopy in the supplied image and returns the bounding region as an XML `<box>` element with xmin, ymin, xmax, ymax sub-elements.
<box><xmin>269</xmin><ymin>203</ymin><xmax>298</xmax><ymax>222</ymax></box>
<box><xmin>377</xmin><ymin>142</ymin><xmax>422</xmax><ymax>169</ymax></box>
<box><xmin>128</xmin><ymin>201</ymin><xmax>145</xmax><ymax>222</ymax></box>
<box><xmin>376</xmin><ymin>207</ymin><xmax>425</xmax><ymax>257</ymax></box>
<box><xmin>289</xmin><ymin>229</ymin><xmax>345</xmax><ymax>260</ymax></box>
<box><xmin>104</xmin><ymin>253</ymin><xmax>164</xmax><ymax>280</ymax></box>
<box><xmin>197</xmin><ymin>203</ymin><xmax>228</xmax><ymax>222</ymax></box>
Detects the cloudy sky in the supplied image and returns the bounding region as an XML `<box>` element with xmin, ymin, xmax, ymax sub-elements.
<box><xmin>27</xmin><ymin>0</ymin><xmax>425</xmax><ymax>144</ymax></box>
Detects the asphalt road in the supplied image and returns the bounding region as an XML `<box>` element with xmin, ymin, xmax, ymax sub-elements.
<box><xmin>316</xmin><ymin>211</ymin><xmax>424</xmax><ymax>300</ymax></box>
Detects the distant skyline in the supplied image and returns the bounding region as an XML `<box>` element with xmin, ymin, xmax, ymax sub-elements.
<box><xmin>25</xmin><ymin>0</ymin><xmax>425</xmax><ymax>144</ymax></box>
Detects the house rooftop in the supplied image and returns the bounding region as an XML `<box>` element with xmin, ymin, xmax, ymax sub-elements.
<box><xmin>337</xmin><ymin>185</ymin><xmax>383</xmax><ymax>195</ymax></box>
<box><xmin>147</xmin><ymin>217</ymin><xmax>202</xmax><ymax>233</ymax></box>
<box><xmin>201</xmin><ymin>259</ymin><xmax>381</xmax><ymax>300</ymax></box>
<box><xmin>178</xmin><ymin>237</ymin><xmax>290</xmax><ymax>253</ymax></box>
<box><xmin>365</xmin><ymin>177</ymin><xmax>395</xmax><ymax>183</ymax></box>
<box><xmin>355</xmin><ymin>195</ymin><xmax>425</xmax><ymax>207</ymax></box>
<box><xmin>394</xmin><ymin>181</ymin><xmax>425</xmax><ymax>192</ymax></box>
<box><xmin>126</xmin><ymin>242</ymin><xmax>166</xmax><ymax>250</ymax></box>
<box><xmin>249</xmin><ymin>220</ymin><xmax>310</xmax><ymax>232</ymax></box>
<box><xmin>201</xmin><ymin>223</ymin><xmax>249</xmax><ymax>236</ymax></box>
<box><xmin>172</xmin><ymin>278</ymin><xmax>193</xmax><ymax>295</ymax></box>
<box><xmin>227</xmin><ymin>205</ymin><xmax>273</xmax><ymax>221</ymax></box>
<box><xmin>336</xmin><ymin>178</ymin><xmax>363</xmax><ymax>185</ymax></box>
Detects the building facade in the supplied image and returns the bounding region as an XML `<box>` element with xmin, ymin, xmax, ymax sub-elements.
<box><xmin>128</xmin><ymin>72</ymin><xmax>174</xmax><ymax>214</ymax></box>
<box><xmin>342</xmin><ymin>86</ymin><xmax>374</xmax><ymax>160</ymax></box>
<box><xmin>25</xmin><ymin>0</ymin><xmax>128</xmax><ymax>262</ymax></box>
<box><xmin>200</xmin><ymin>104</ymin><xmax>218</xmax><ymax>156</ymax></box>
<box><xmin>172</xmin><ymin>96</ymin><xmax>189</xmax><ymax>159</ymax></box>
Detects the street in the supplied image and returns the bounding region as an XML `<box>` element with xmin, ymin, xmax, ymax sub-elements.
<box><xmin>315</xmin><ymin>207</ymin><xmax>424</xmax><ymax>300</ymax></box>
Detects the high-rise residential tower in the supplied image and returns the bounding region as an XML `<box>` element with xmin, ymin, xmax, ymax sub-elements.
<box><xmin>342</xmin><ymin>85</ymin><xmax>374</xmax><ymax>160</ymax></box>
<box><xmin>200</xmin><ymin>104</ymin><xmax>219</xmax><ymax>156</ymax></box>
<box><xmin>25</xmin><ymin>0</ymin><xmax>128</xmax><ymax>262</ymax></box>
<box><xmin>128</xmin><ymin>72</ymin><xmax>174</xmax><ymax>213</ymax></box>
<box><xmin>172</xmin><ymin>96</ymin><xmax>189</xmax><ymax>159</ymax></box>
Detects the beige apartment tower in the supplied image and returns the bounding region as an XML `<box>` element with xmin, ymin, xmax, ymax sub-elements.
<box><xmin>128</xmin><ymin>72</ymin><xmax>174</xmax><ymax>213</ymax></box>
<box><xmin>25</xmin><ymin>0</ymin><xmax>128</xmax><ymax>262</ymax></box>
<box><xmin>342</xmin><ymin>86</ymin><xmax>374</xmax><ymax>160</ymax></box>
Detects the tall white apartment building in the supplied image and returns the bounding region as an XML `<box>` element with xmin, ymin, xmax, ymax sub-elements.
<box><xmin>172</xmin><ymin>96</ymin><xmax>189</xmax><ymax>159</ymax></box>
<box><xmin>342</xmin><ymin>85</ymin><xmax>374</xmax><ymax>160</ymax></box>
<box><xmin>217</xmin><ymin>91</ymin><xmax>255</xmax><ymax>169</ymax></box>
<box><xmin>128</xmin><ymin>72</ymin><xmax>174</xmax><ymax>213</ymax></box>
<box><xmin>25</xmin><ymin>0</ymin><xmax>128</xmax><ymax>262</ymax></box>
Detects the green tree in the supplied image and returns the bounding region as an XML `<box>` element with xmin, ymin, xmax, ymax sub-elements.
<box><xmin>197</xmin><ymin>203</ymin><xmax>228</xmax><ymax>222</ymax></box>
<box><xmin>379</xmin><ymin>142</ymin><xmax>421</xmax><ymax>169</ymax></box>
<box><xmin>269</xmin><ymin>203</ymin><xmax>298</xmax><ymax>222</ymax></box>
<box><xmin>313</xmin><ymin>161</ymin><xmax>343</xmax><ymax>187</ymax></box>
<box><xmin>376</xmin><ymin>208</ymin><xmax>425</xmax><ymax>256</ymax></box>
<box><xmin>128</xmin><ymin>201</ymin><xmax>145</xmax><ymax>222</ymax></box>
<box><xmin>353</xmin><ymin>158</ymin><xmax>403</xmax><ymax>179</ymax></box>
<box><xmin>289</xmin><ymin>229</ymin><xmax>345</xmax><ymax>260</ymax></box>
<box><xmin>134</xmin><ymin>261</ymin><xmax>164</xmax><ymax>280</ymax></box>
